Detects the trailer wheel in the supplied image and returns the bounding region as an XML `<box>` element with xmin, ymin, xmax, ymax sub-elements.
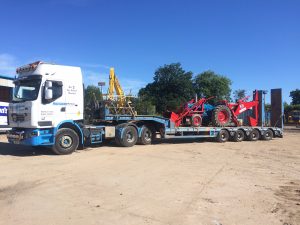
<box><xmin>232</xmin><ymin>129</ymin><xmax>245</xmax><ymax>142</ymax></box>
<box><xmin>138</xmin><ymin>126</ymin><xmax>153</xmax><ymax>145</ymax></box>
<box><xmin>118</xmin><ymin>126</ymin><xmax>138</xmax><ymax>147</ymax></box>
<box><xmin>52</xmin><ymin>128</ymin><xmax>79</xmax><ymax>155</ymax></box>
<box><xmin>212</xmin><ymin>105</ymin><xmax>232</xmax><ymax>127</ymax></box>
<box><xmin>247</xmin><ymin>129</ymin><xmax>260</xmax><ymax>141</ymax></box>
<box><xmin>191</xmin><ymin>114</ymin><xmax>202</xmax><ymax>127</ymax></box>
<box><xmin>261</xmin><ymin>129</ymin><xmax>273</xmax><ymax>141</ymax></box>
<box><xmin>216</xmin><ymin>129</ymin><xmax>229</xmax><ymax>142</ymax></box>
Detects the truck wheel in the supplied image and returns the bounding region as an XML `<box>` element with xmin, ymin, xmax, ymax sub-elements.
<box><xmin>115</xmin><ymin>136</ymin><xmax>122</xmax><ymax>146</ymax></box>
<box><xmin>232</xmin><ymin>129</ymin><xmax>245</xmax><ymax>142</ymax></box>
<box><xmin>118</xmin><ymin>126</ymin><xmax>138</xmax><ymax>147</ymax></box>
<box><xmin>52</xmin><ymin>128</ymin><xmax>79</xmax><ymax>155</ymax></box>
<box><xmin>138</xmin><ymin>126</ymin><xmax>153</xmax><ymax>145</ymax></box>
<box><xmin>191</xmin><ymin>114</ymin><xmax>202</xmax><ymax>127</ymax></box>
<box><xmin>261</xmin><ymin>129</ymin><xmax>273</xmax><ymax>141</ymax></box>
<box><xmin>216</xmin><ymin>129</ymin><xmax>229</xmax><ymax>142</ymax></box>
<box><xmin>212</xmin><ymin>105</ymin><xmax>232</xmax><ymax>127</ymax></box>
<box><xmin>247</xmin><ymin>129</ymin><xmax>260</xmax><ymax>141</ymax></box>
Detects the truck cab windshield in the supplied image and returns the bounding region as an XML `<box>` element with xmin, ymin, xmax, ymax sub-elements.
<box><xmin>13</xmin><ymin>76</ymin><xmax>42</xmax><ymax>102</ymax></box>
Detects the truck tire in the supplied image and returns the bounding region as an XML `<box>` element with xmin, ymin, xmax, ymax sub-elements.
<box><xmin>138</xmin><ymin>126</ymin><xmax>153</xmax><ymax>145</ymax></box>
<box><xmin>261</xmin><ymin>129</ymin><xmax>273</xmax><ymax>141</ymax></box>
<box><xmin>52</xmin><ymin>128</ymin><xmax>79</xmax><ymax>155</ymax></box>
<box><xmin>118</xmin><ymin>125</ymin><xmax>138</xmax><ymax>147</ymax></box>
<box><xmin>212</xmin><ymin>105</ymin><xmax>232</xmax><ymax>127</ymax></box>
<box><xmin>191</xmin><ymin>114</ymin><xmax>202</xmax><ymax>127</ymax></box>
<box><xmin>216</xmin><ymin>129</ymin><xmax>229</xmax><ymax>142</ymax></box>
<box><xmin>115</xmin><ymin>136</ymin><xmax>122</xmax><ymax>146</ymax></box>
<box><xmin>246</xmin><ymin>129</ymin><xmax>260</xmax><ymax>141</ymax></box>
<box><xmin>232</xmin><ymin>129</ymin><xmax>245</xmax><ymax>142</ymax></box>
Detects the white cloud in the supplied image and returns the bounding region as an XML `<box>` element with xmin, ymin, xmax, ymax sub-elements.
<box><xmin>0</xmin><ymin>54</ymin><xmax>147</xmax><ymax>95</ymax></box>
<box><xmin>82</xmin><ymin>68</ymin><xmax>146</xmax><ymax>95</ymax></box>
<box><xmin>119</xmin><ymin>78</ymin><xmax>146</xmax><ymax>95</ymax></box>
<box><xmin>0</xmin><ymin>54</ymin><xmax>18</xmax><ymax>76</ymax></box>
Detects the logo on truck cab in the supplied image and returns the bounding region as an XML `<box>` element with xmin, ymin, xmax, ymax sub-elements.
<box><xmin>0</xmin><ymin>106</ymin><xmax>8</xmax><ymax>116</ymax></box>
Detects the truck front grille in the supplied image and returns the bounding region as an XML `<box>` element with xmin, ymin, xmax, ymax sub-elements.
<box><xmin>12</xmin><ymin>114</ymin><xmax>25</xmax><ymax>122</ymax></box>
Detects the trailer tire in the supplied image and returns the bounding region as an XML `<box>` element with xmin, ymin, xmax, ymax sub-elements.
<box><xmin>52</xmin><ymin>128</ymin><xmax>79</xmax><ymax>155</ymax></box>
<box><xmin>212</xmin><ymin>105</ymin><xmax>232</xmax><ymax>127</ymax></box>
<box><xmin>261</xmin><ymin>129</ymin><xmax>273</xmax><ymax>141</ymax></box>
<box><xmin>232</xmin><ymin>129</ymin><xmax>245</xmax><ymax>142</ymax></box>
<box><xmin>138</xmin><ymin>126</ymin><xmax>153</xmax><ymax>145</ymax></box>
<box><xmin>216</xmin><ymin>129</ymin><xmax>229</xmax><ymax>142</ymax></box>
<box><xmin>247</xmin><ymin>129</ymin><xmax>260</xmax><ymax>141</ymax></box>
<box><xmin>118</xmin><ymin>125</ymin><xmax>138</xmax><ymax>147</ymax></box>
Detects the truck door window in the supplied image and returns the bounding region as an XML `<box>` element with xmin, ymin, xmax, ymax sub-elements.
<box><xmin>52</xmin><ymin>81</ymin><xmax>63</xmax><ymax>99</ymax></box>
<box><xmin>43</xmin><ymin>81</ymin><xmax>63</xmax><ymax>103</ymax></box>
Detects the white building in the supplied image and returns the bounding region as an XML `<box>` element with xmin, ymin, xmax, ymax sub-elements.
<box><xmin>0</xmin><ymin>75</ymin><xmax>14</xmax><ymax>131</ymax></box>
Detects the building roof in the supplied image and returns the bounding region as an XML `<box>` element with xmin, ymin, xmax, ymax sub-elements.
<box><xmin>0</xmin><ymin>75</ymin><xmax>14</xmax><ymax>87</ymax></box>
<box><xmin>0</xmin><ymin>75</ymin><xmax>14</xmax><ymax>80</ymax></box>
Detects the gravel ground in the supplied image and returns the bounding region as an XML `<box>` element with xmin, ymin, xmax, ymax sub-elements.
<box><xmin>0</xmin><ymin>132</ymin><xmax>299</xmax><ymax>225</ymax></box>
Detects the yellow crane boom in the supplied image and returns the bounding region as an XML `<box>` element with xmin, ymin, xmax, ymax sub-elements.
<box><xmin>108</xmin><ymin>67</ymin><xmax>125</xmax><ymax>102</ymax></box>
<box><xmin>106</xmin><ymin>67</ymin><xmax>135</xmax><ymax>115</ymax></box>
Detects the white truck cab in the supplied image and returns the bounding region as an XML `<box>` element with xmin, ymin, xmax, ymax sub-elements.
<box><xmin>7</xmin><ymin>61</ymin><xmax>87</xmax><ymax>154</ymax></box>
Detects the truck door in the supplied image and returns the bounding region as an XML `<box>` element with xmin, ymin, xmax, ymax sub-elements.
<box><xmin>64</xmin><ymin>82</ymin><xmax>83</xmax><ymax>121</ymax></box>
<box><xmin>40</xmin><ymin>80</ymin><xmax>66</xmax><ymax>126</ymax></box>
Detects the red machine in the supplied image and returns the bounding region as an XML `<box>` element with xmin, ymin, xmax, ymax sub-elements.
<box><xmin>170</xmin><ymin>97</ymin><xmax>214</xmax><ymax>127</ymax></box>
<box><xmin>212</xmin><ymin>90</ymin><xmax>259</xmax><ymax>127</ymax></box>
<box><xmin>170</xmin><ymin>90</ymin><xmax>260</xmax><ymax>128</ymax></box>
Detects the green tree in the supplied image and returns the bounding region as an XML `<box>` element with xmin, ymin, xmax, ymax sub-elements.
<box><xmin>193</xmin><ymin>70</ymin><xmax>232</xmax><ymax>104</ymax></box>
<box><xmin>84</xmin><ymin>85</ymin><xmax>102</xmax><ymax>122</ymax></box>
<box><xmin>138</xmin><ymin>63</ymin><xmax>194</xmax><ymax>113</ymax></box>
<box><xmin>133</xmin><ymin>96</ymin><xmax>156</xmax><ymax>115</ymax></box>
<box><xmin>290</xmin><ymin>89</ymin><xmax>300</xmax><ymax>105</ymax></box>
<box><xmin>265</xmin><ymin>103</ymin><xmax>271</xmax><ymax>112</ymax></box>
<box><xmin>84</xmin><ymin>85</ymin><xmax>102</xmax><ymax>105</ymax></box>
<box><xmin>233</xmin><ymin>89</ymin><xmax>246</xmax><ymax>101</ymax></box>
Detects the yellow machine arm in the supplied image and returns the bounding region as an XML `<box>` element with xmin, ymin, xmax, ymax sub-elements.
<box><xmin>108</xmin><ymin>68</ymin><xmax>124</xmax><ymax>98</ymax></box>
<box><xmin>106</xmin><ymin>67</ymin><xmax>135</xmax><ymax>115</ymax></box>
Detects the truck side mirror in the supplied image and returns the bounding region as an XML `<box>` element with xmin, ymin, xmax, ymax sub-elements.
<box><xmin>45</xmin><ymin>88</ymin><xmax>53</xmax><ymax>100</ymax></box>
<box><xmin>45</xmin><ymin>81</ymin><xmax>52</xmax><ymax>88</ymax></box>
<box><xmin>45</xmin><ymin>81</ymin><xmax>53</xmax><ymax>100</ymax></box>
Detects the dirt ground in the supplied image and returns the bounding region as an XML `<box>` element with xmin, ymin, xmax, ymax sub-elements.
<box><xmin>0</xmin><ymin>131</ymin><xmax>300</xmax><ymax>225</ymax></box>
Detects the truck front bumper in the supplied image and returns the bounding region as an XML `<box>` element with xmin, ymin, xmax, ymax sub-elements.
<box><xmin>7</xmin><ymin>128</ymin><xmax>54</xmax><ymax>146</ymax></box>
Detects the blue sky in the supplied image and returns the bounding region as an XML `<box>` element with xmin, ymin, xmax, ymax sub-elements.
<box><xmin>0</xmin><ymin>0</ymin><xmax>299</xmax><ymax>103</ymax></box>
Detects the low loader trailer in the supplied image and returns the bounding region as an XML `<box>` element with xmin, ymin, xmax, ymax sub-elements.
<box><xmin>7</xmin><ymin>62</ymin><xmax>283</xmax><ymax>155</ymax></box>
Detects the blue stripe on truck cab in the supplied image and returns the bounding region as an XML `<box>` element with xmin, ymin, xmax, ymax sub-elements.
<box><xmin>7</xmin><ymin>120</ymin><xmax>84</xmax><ymax>146</ymax></box>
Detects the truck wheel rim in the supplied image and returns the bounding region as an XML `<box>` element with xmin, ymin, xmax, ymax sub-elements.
<box><xmin>60</xmin><ymin>136</ymin><xmax>73</xmax><ymax>148</ymax></box>
<box><xmin>144</xmin><ymin>130</ymin><xmax>152</xmax><ymax>141</ymax></box>
<box><xmin>126</xmin><ymin>131</ymin><xmax>135</xmax><ymax>143</ymax></box>
<box><xmin>218</xmin><ymin>110</ymin><xmax>229</xmax><ymax>124</ymax></box>
<box><xmin>221</xmin><ymin>132</ymin><xmax>227</xmax><ymax>140</ymax></box>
